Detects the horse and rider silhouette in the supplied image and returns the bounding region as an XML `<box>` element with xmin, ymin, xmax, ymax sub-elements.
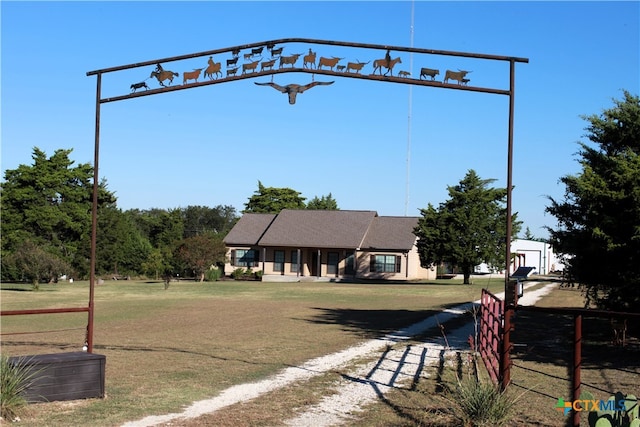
<box><xmin>150</xmin><ymin>63</ymin><xmax>178</xmax><ymax>86</ymax></box>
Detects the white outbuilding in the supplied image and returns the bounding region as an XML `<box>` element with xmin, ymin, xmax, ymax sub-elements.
<box><xmin>475</xmin><ymin>239</ymin><xmax>565</xmax><ymax>275</ymax></box>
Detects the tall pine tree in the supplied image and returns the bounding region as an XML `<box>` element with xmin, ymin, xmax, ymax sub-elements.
<box><xmin>546</xmin><ymin>91</ymin><xmax>640</xmax><ymax>312</ymax></box>
<box><xmin>414</xmin><ymin>170</ymin><xmax>520</xmax><ymax>284</ymax></box>
<box><xmin>243</xmin><ymin>181</ymin><xmax>306</xmax><ymax>213</ymax></box>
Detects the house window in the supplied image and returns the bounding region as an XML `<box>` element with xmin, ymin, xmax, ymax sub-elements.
<box><xmin>232</xmin><ymin>249</ymin><xmax>259</xmax><ymax>267</ymax></box>
<box><xmin>290</xmin><ymin>250</ymin><xmax>299</xmax><ymax>272</ymax></box>
<box><xmin>370</xmin><ymin>255</ymin><xmax>401</xmax><ymax>273</ymax></box>
<box><xmin>345</xmin><ymin>251</ymin><xmax>355</xmax><ymax>275</ymax></box>
<box><xmin>274</xmin><ymin>250</ymin><xmax>285</xmax><ymax>272</ymax></box>
<box><xmin>327</xmin><ymin>252</ymin><xmax>339</xmax><ymax>275</ymax></box>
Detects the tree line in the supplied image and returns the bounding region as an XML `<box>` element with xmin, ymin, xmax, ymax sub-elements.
<box><xmin>2</xmin><ymin>91</ymin><xmax>638</xmax><ymax>312</ymax></box>
<box><xmin>0</xmin><ymin>153</ymin><xmax>339</xmax><ymax>286</ymax></box>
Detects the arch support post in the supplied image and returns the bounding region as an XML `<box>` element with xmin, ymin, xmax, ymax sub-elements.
<box><xmin>88</xmin><ymin>73</ymin><xmax>102</xmax><ymax>354</ymax></box>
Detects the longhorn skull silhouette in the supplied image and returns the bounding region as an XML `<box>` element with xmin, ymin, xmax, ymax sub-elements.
<box><xmin>254</xmin><ymin>81</ymin><xmax>335</xmax><ymax>104</ymax></box>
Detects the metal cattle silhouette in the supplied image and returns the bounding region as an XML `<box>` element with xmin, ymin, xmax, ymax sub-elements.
<box><xmin>346</xmin><ymin>61</ymin><xmax>369</xmax><ymax>74</ymax></box>
<box><xmin>183</xmin><ymin>68</ymin><xmax>203</xmax><ymax>85</ymax></box>
<box><xmin>254</xmin><ymin>81</ymin><xmax>334</xmax><ymax>104</ymax></box>
<box><xmin>130</xmin><ymin>81</ymin><xmax>149</xmax><ymax>92</ymax></box>
<box><xmin>444</xmin><ymin>69</ymin><xmax>472</xmax><ymax>84</ymax></box>
<box><xmin>420</xmin><ymin>67</ymin><xmax>440</xmax><ymax>80</ymax></box>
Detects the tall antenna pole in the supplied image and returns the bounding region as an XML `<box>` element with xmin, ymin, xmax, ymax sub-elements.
<box><xmin>405</xmin><ymin>0</ymin><xmax>415</xmax><ymax>216</ymax></box>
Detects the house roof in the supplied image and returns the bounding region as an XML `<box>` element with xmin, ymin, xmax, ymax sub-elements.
<box><xmin>361</xmin><ymin>216</ymin><xmax>419</xmax><ymax>251</ymax></box>
<box><xmin>225</xmin><ymin>210</ymin><xmax>419</xmax><ymax>251</ymax></box>
<box><xmin>223</xmin><ymin>213</ymin><xmax>276</xmax><ymax>245</ymax></box>
<box><xmin>259</xmin><ymin>209</ymin><xmax>377</xmax><ymax>248</ymax></box>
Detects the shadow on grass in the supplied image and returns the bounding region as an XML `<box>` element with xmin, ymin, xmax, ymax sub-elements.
<box><xmin>303</xmin><ymin>302</ymin><xmax>474</xmax><ymax>339</ymax></box>
<box><xmin>337</xmin><ymin>343</ymin><xmax>457</xmax><ymax>426</ymax></box>
<box><xmin>512</xmin><ymin>311</ymin><xmax>639</xmax><ymax>363</ymax></box>
<box><xmin>510</xmin><ymin>309</ymin><xmax>640</xmax><ymax>403</ymax></box>
<box><xmin>0</xmin><ymin>340</ymin><xmax>271</xmax><ymax>368</ymax></box>
<box><xmin>306</xmin><ymin>308</ymin><xmax>440</xmax><ymax>337</ymax></box>
<box><xmin>0</xmin><ymin>286</ymin><xmax>58</xmax><ymax>292</ymax></box>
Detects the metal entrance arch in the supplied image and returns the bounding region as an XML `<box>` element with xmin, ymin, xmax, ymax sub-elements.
<box><xmin>85</xmin><ymin>37</ymin><xmax>528</xmax><ymax>354</ymax></box>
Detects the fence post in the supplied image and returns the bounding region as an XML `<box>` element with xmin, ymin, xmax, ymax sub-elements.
<box><xmin>571</xmin><ymin>314</ymin><xmax>582</xmax><ymax>427</ymax></box>
<box><xmin>500</xmin><ymin>278</ymin><xmax>520</xmax><ymax>390</ymax></box>
<box><xmin>500</xmin><ymin>304</ymin><xmax>513</xmax><ymax>389</ymax></box>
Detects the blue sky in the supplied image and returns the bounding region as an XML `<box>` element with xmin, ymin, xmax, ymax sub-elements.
<box><xmin>2</xmin><ymin>1</ymin><xmax>639</xmax><ymax>239</ymax></box>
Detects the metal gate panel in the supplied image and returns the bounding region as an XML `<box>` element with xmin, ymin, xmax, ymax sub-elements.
<box><xmin>479</xmin><ymin>288</ymin><xmax>503</xmax><ymax>384</ymax></box>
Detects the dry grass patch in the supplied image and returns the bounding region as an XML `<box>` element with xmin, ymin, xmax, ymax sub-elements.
<box><xmin>1</xmin><ymin>279</ymin><xmax>501</xmax><ymax>426</ymax></box>
<box><xmin>6</xmin><ymin>279</ymin><xmax>634</xmax><ymax>426</ymax></box>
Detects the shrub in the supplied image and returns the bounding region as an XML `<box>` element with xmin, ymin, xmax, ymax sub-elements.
<box><xmin>0</xmin><ymin>354</ymin><xmax>39</xmax><ymax>422</ymax></box>
<box><xmin>231</xmin><ymin>268</ymin><xmax>246</xmax><ymax>280</ymax></box>
<box><xmin>230</xmin><ymin>268</ymin><xmax>262</xmax><ymax>281</ymax></box>
<box><xmin>8</xmin><ymin>241</ymin><xmax>71</xmax><ymax>290</ymax></box>
<box><xmin>204</xmin><ymin>268</ymin><xmax>222</xmax><ymax>282</ymax></box>
<box><xmin>446</xmin><ymin>376</ymin><xmax>517</xmax><ymax>427</ymax></box>
<box><xmin>442</xmin><ymin>347</ymin><xmax>519</xmax><ymax>427</ymax></box>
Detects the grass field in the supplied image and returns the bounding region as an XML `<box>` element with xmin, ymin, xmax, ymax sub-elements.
<box><xmin>1</xmin><ymin>278</ymin><xmax>638</xmax><ymax>426</ymax></box>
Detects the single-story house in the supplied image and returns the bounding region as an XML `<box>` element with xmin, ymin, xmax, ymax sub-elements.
<box><xmin>223</xmin><ymin>209</ymin><xmax>436</xmax><ymax>282</ymax></box>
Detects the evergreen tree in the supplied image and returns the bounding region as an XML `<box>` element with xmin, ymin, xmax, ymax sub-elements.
<box><xmin>95</xmin><ymin>206</ymin><xmax>152</xmax><ymax>276</ymax></box>
<box><xmin>414</xmin><ymin>170</ymin><xmax>520</xmax><ymax>284</ymax></box>
<box><xmin>522</xmin><ymin>227</ymin><xmax>544</xmax><ymax>242</ymax></box>
<box><xmin>182</xmin><ymin>205</ymin><xmax>238</xmax><ymax>238</ymax></box>
<box><xmin>306</xmin><ymin>193</ymin><xmax>339</xmax><ymax>210</ymax></box>
<box><xmin>1</xmin><ymin>147</ymin><xmax>116</xmax><ymax>280</ymax></box>
<box><xmin>546</xmin><ymin>91</ymin><xmax>640</xmax><ymax>312</ymax></box>
<box><xmin>127</xmin><ymin>208</ymin><xmax>185</xmax><ymax>275</ymax></box>
<box><xmin>243</xmin><ymin>181</ymin><xmax>306</xmax><ymax>213</ymax></box>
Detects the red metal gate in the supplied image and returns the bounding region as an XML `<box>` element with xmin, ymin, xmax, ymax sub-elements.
<box><xmin>479</xmin><ymin>288</ymin><xmax>504</xmax><ymax>384</ymax></box>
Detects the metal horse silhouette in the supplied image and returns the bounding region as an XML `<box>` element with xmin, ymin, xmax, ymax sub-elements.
<box><xmin>204</xmin><ymin>56</ymin><xmax>222</xmax><ymax>80</ymax></box>
<box><xmin>372</xmin><ymin>56</ymin><xmax>402</xmax><ymax>76</ymax></box>
<box><xmin>254</xmin><ymin>81</ymin><xmax>334</xmax><ymax>104</ymax></box>
<box><xmin>150</xmin><ymin>69</ymin><xmax>179</xmax><ymax>87</ymax></box>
